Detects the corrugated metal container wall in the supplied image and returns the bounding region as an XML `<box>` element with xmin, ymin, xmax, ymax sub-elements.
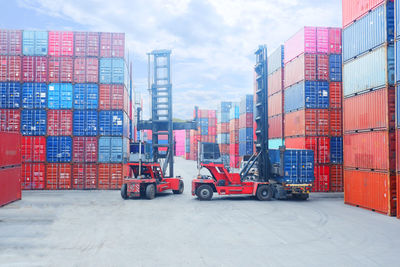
<box><xmin>46</xmin><ymin>163</ymin><xmax>72</xmax><ymax>189</ymax></box>
<box><xmin>0</xmin><ymin>82</ymin><xmax>20</xmax><ymax>108</ymax></box>
<box><xmin>47</xmin><ymin>110</ymin><xmax>73</xmax><ymax>136</ymax></box>
<box><xmin>268</xmin><ymin>68</ymin><xmax>283</xmax><ymax>96</ymax></box>
<box><xmin>268</xmin><ymin>138</ymin><xmax>284</xmax><ymax>149</ymax></box>
<box><xmin>329</xmin><ymin>82</ymin><xmax>342</xmax><ymax>108</ymax></box>
<box><xmin>284</xmin><ymin>81</ymin><xmax>329</xmax><ymax>112</ymax></box>
<box><xmin>317</xmin><ymin>27</ymin><xmax>329</xmax><ymax>53</ymax></box>
<box><xmin>284</xmin><ymin>54</ymin><xmax>316</xmax><ymax>87</ymax></box>
<box><xmin>99</xmin><ymin>58</ymin><xmax>125</xmax><ymax>84</ymax></box>
<box><xmin>0</xmin><ymin>167</ymin><xmax>21</xmax><ymax>206</ymax></box>
<box><xmin>0</xmin><ymin>109</ymin><xmax>20</xmax><ymax>132</ymax></box>
<box><xmin>48</xmin><ymin>83</ymin><xmax>73</xmax><ymax>109</ymax></box>
<box><xmin>0</xmin><ymin>56</ymin><xmax>21</xmax><ymax>82</ymax></box>
<box><xmin>285</xmin><ymin>136</ymin><xmax>330</xmax><ymax>164</ymax></box>
<box><xmin>343</xmin><ymin>2</ymin><xmax>394</xmax><ymax>62</ymax></box>
<box><xmin>72</xmin><ymin>137</ymin><xmax>98</xmax><ymax>163</ymax></box>
<box><xmin>73</xmin><ymin>84</ymin><xmax>98</xmax><ymax>109</ymax></box>
<box><xmin>0</xmin><ymin>132</ymin><xmax>21</xmax><ymax>167</ymax></box>
<box><xmin>22</xmin><ymin>163</ymin><xmax>45</xmax><ymax>189</ymax></box>
<box><xmin>22</xmin><ymin>31</ymin><xmax>48</xmax><ymax>56</ymax></box>
<box><xmin>22</xmin><ymin>56</ymin><xmax>47</xmax><ymax>82</ymax></box>
<box><xmin>330</xmin><ymin>137</ymin><xmax>343</xmax><ymax>163</ymax></box>
<box><xmin>48</xmin><ymin>31</ymin><xmax>73</xmax><ymax>56</ymax></box>
<box><xmin>284</xmin><ymin>27</ymin><xmax>316</xmax><ymax>63</ymax></box>
<box><xmin>21</xmin><ymin>83</ymin><xmax>47</xmax><ymax>109</ymax></box>
<box><xmin>99</xmin><ymin>110</ymin><xmax>128</xmax><ymax>136</ymax></box>
<box><xmin>100</xmin><ymin>33</ymin><xmax>125</xmax><ymax>58</ymax></box>
<box><xmin>0</xmin><ymin>30</ymin><xmax>22</xmax><ymax>55</ymax></box>
<box><xmin>329</xmin><ymin>54</ymin><xmax>342</xmax><ymax>81</ymax></box>
<box><xmin>239</xmin><ymin>113</ymin><xmax>254</xmax><ymax>128</ymax></box>
<box><xmin>268</xmin><ymin>115</ymin><xmax>283</xmax><ymax>139</ymax></box>
<box><xmin>99</xmin><ymin>84</ymin><xmax>128</xmax><ymax>112</ymax></box>
<box><xmin>48</xmin><ymin>56</ymin><xmax>73</xmax><ymax>82</ymax></box>
<box><xmin>330</xmin><ymin>165</ymin><xmax>343</xmax><ymax>192</ymax></box>
<box><xmin>72</xmin><ymin>164</ymin><xmax>97</xmax><ymax>189</ymax></box>
<box><xmin>74</xmin><ymin>58</ymin><xmax>99</xmax><ymax>83</ymax></box>
<box><xmin>46</xmin><ymin>136</ymin><xmax>72</xmax><ymax>163</ymax></box>
<box><xmin>74</xmin><ymin>32</ymin><xmax>99</xmax><ymax>57</ymax></box>
<box><xmin>343</xmin><ymin>44</ymin><xmax>394</xmax><ymax>96</ymax></box>
<box><xmin>396</xmin><ymin>41</ymin><xmax>400</xmax><ymax>82</ymax></box>
<box><xmin>21</xmin><ymin>136</ymin><xmax>46</xmax><ymax>162</ymax></box>
<box><xmin>267</xmin><ymin>45</ymin><xmax>284</xmax><ymax>74</ymax></box>
<box><xmin>98</xmin><ymin>137</ymin><xmax>128</xmax><ymax>163</ymax></box>
<box><xmin>328</xmin><ymin>28</ymin><xmax>342</xmax><ymax>54</ymax></box>
<box><xmin>284</xmin><ymin>109</ymin><xmax>329</xmax><ymax>137</ymax></box>
<box><xmin>268</xmin><ymin>91</ymin><xmax>282</xmax><ymax>117</ymax></box>
<box><xmin>330</xmin><ymin>109</ymin><xmax>343</xmax><ymax>136</ymax></box>
<box><xmin>98</xmin><ymin>164</ymin><xmax>128</xmax><ymax>189</ymax></box>
<box><xmin>342</xmin><ymin>0</ymin><xmax>387</xmax><ymax>28</ymax></box>
<box><xmin>239</xmin><ymin>95</ymin><xmax>254</xmax><ymax>114</ymax></box>
<box><xmin>21</xmin><ymin>109</ymin><xmax>46</xmax><ymax>136</ymax></box>
<box><xmin>73</xmin><ymin>110</ymin><xmax>98</xmax><ymax>136</ymax></box>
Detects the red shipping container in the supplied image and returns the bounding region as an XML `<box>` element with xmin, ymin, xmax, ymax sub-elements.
<box><xmin>217</xmin><ymin>123</ymin><xmax>229</xmax><ymax>134</ymax></box>
<box><xmin>239</xmin><ymin>113</ymin><xmax>253</xmax><ymax>129</ymax></box>
<box><xmin>21</xmin><ymin>163</ymin><xmax>45</xmax><ymax>190</ymax></box>
<box><xmin>230</xmin><ymin>155</ymin><xmax>241</xmax><ymax>168</ymax></box>
<box><xmin>344</xmin><ymin>169</ymin><xmax>396</xmax><ymax>216</ymax></box>
<box><xmin>268</xmin><ymin>91</ymin><xmax>282</xmax><ymax>117</ymax></box>
<box><xmin>343</xmin><ymin>131</ymin><xmax>395</xmax><ymax>171</ymax></box>
<box><xmin>313</xmin><ymin>164</ymin><xmax>330</xmax><ymax>192</ymax></box>
<box><xmin>229</xmin><ymin>143</ymin><xmax>239</xmax><ymax>155</ymax></box>
<box><xmin>284</xmin><ymin>27</ymin><xmax>317</xmax><ymax>64</ymax></box>
<box><xmin>74</xmin><ymin>32</ymin><xmax>99</xmax><ymax>57</ymax></box>
<box><xmin>74</xmin><ymin>57</ymin><xmax>99</xmax><ymax>83</ymax></box>
<box><xmin>316</xmin><ymin>27</ymin><xmax>329</xmax><ymax>53</ymax></box>
<box><xmin>0</xmin><ymin>29</ymin><xmax>22</xmax><ymax>55</ymax></box>
<box><xmin>342</xmin><ymin>0</ymin><xmax>385</xmax><ymax>28</ymax></box>
<box><xmin>268</xmin><ymin>115</ymin><xmax>283</xmax><ymax>139</ymax></box>
<box><xmin>268</xmin><ymin>68</ymin><xmax>283</xmax><ymax>96</ymax></box>
<box><xmin>0</xmin><ymin>55</ymin><xmax>21</xmax><ymax>81</ymax></box>
<box><xmin>0</xmin><ymin>167</ymin><xmax>21</xmax><ymax>206</ymax></box>
<box><xmin>284</xmin><ymin>109</ymin><xmax>329</xmax><ymax>137</ymax></box>
<box><xmin>229</xmin><ymin>119</ymin><xmax>239</xmax><ymax>131</ymax></box>
<box><xmin>99</xmin><ymin>84</ymin><xmax>128</xmax><ymax>112</ymax></box>
<box><xmin>22</xmin><ymin>56</ymin><xmax>48</xmax><ymax>82</ymax></box>
<box><xmin>285</xmin><ymin>136</ymin><xmax>330</xmax><ymax>164</ymax></box>
<box><xmin>72</xmin><ymin>164</ymin><xmax>97</xmax><ymax>189</ymax></box>
<box><xmin>46</xmin><ymin>163</ymin><xmax>72</xmax><ymax>190</ymax></box>
<box><xmin>284</xmin><ymin>53</ymin><xmax>316</xmax><ymax>88</ymax></box>
<box><xmin>208</xmin><ymin>110</ymin><xmax>216</xmax><ymax>118</ymax></box>
<box><xmin>330</xmin><ymin>164</ymin><xmax>343</xmax><ymax>192</ymax></box>
<box><xmin>98</xmin><ymin>163</ymin><xmax>128</xmax><ymax>190</ymax></box>
<box><xmin>329</xmin><ymin>82</ymin><xmax>342</xmax><ymax>109</ymax></box>
<box><xmin>229</xmin><ymin>130</ymin><xmax>239</xmax><ymax>144</ymax></box>
<box><xmin>0</xmin><ymin>109</ymin><xmax>20</xmax><ymax>132</ymax></box>
<box><xmin>397</xmin><ymin>173</ymin><xmax>400</xmax><ymax>219</ymax></box>
<box><xmin>73</xmin><ymin>137</ymin><xmax>98</xmax><ymax>163</ymax></box>
<box><xmin>219</xmin><ymin>144</ymin><xmax>230</xmax><ymax>155</ymax></box>
<box><xmin>209</xmin><ymin>118</ymin><xmax>216</xmax><ymax>126</ymax></box>
<box><xmin>343</xmin><ymin>87</ymin><xmax>395</xmax><ymax>132</ymax></box>
<box><xmin>330</xmin><ymin>109</ymin><xmax>342</xmax><ymax>136</ymax></box>
<box><xmin>208</xmin><ymin>126</ymin><xmax>216</xmax><ymax>136</ymax></box>
<box><xmin>100</xmin><ymin>32</ymin><xmax>125</xmax><ymax>58</ymax></box>
<box><xmin>0</xmin><ymin>132</ymin><xmax>20</xmax><ymax>168</ymax></box>
<box><xmin>200</xmin><ymin>135</ymin><xmax>215</xmax><ymax>143</ymax></box>
<box><xmin>328</xmin><ymin>28</ymin><xmax>342</xmax><ymax>54</ymax></box>
<box><xmin>316</xmin><ymin>54</ymin><xmax>329</xmax><ymax>81</ymax></box>
<box><xmin>21</xmin><ymin>136</ymin><xmax>46</xmax><ymax>162</ymax></box>
<box><xmin>47</xmin><ymin>110</ymin><xmax>73</xmax><ymax>136</ymax></box>
<box><xmin>48</xmin><ymin>31</ymin><xmax>73</xmax><ymax>56</ymax></box>
<box><xmin>48</xmin><ymin>56</ymin><xmax>73</xmax><ymax>82</ymax></box>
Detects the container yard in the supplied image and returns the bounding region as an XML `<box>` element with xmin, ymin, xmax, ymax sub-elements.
<box><xmin>1</xmin><ymin>0</ymin><xmax>400</xmax><ymax>266</ymax></box>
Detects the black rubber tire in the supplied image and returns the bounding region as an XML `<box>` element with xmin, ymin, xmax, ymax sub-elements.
<box><xmin>121</xmin><ymin>184</ymin><xmax>128</xmax><ymax>200</ymax></box>
<box><xmin>173</xmin><ymin>180</ymin><xmax>184</xmax><ymax>194</ymax></box>
<box><xmin>196</xmin><ymin>184</ymin><xmax>213</xmax><ymax>201</ymax></box>
<box><xmin>145</xmin><ymin>184</ymin><xmax>156</xmax><ymax>200</ymax></box>
<box><xmin>256</xmin><ymin>185</ymin><xmax>273</xmax><ymax>201</ymax></box>
<box><xmin>298</xmin><ymin>193</ymin><xmax>309</xmax><ymax>200</ymax></box>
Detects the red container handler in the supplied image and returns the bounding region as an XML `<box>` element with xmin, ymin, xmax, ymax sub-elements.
<box><xmin>72</xmin><ymin>164</ymin><xmax>97</xmax><ymax>189</ymax></box>
<box><xmin>73</xmin><ymin>57</ymin><xmax>99</xmax><ymax>83</ymax></box>
<box><xmin>342</xmin><ymin>0</ymin><xmax>386</xmax><ymax>28</ymax></box>
<box><xmin>0</xmin><ymin>55</ymin><xmax>21</xmax><ymax>82</ymax></box>
<box><xmin>48</xmin><ymin>31</ymin><xmax>73</xmax><ymax>56</ymax></box>
<box><xmin>344</xmin><ymin>169</ymin><xmax>396</xmax><ymax>216</ymax></box>
<box><xmin>268</xmin><ymin>115</ymin><xmax>283</xmax><ymax>139</ymax></box>
<box><xmin>313</xmin><ymin>164</ymin><xmax>330</xmax><ymax>192</ymax></box>
<box><xmin>343</xmin><ymin>87</ymin><xmax>395</xmax><ymax>133</ymax></box>
<box><xmin>100</xmin><ymin>32</ymin><xmax>125</xmax><ymax>58</ymax></box>
<box><xmin>330</xmin><ymin>164</ymin><xmax>343</xmax><ymax>192</ymax></box>
<box><xmin>0</xmin><ymin>132</ymin><xmax>21</xmax><ymax>168</ymax></box>
<box><xmin>268</xmin><ymin>91</ymin><xmax>282</xmax><ymax>117</ymax></box>
<box><xmin>285</xmin><ymin>136</ymin><xmax>330</xmax><ymax>164</ymax></box>
<box><xmin>0</xmin><ymin>166</ymin><xmax>21</xmax><ymax>206</ymax></box>
<box><xmin>284</xmin><ymin>109</ymin><xmax>329</xmax><ymax>137</ymax></box>
<box><xmin>99</xmin><ymin>84</ymin><xmax>128</xmax><ymax>113</ymax></box>
<box><xmin>329</xmin><ymin>82</ymin><xmax>342</xmax><ymax>109</ymax></box>
<box><xmin>330</xmin><ymin>109</ymin><xmax>342</xmax><ymax>137</ymax></box>
<box><xmin>47</xmin><ymin>110</ymin><xmax>73</xmax><ymax>136</ymax></box>
<box><xmin>343</xmin><ymin>131</ymin><xmax>395</xmax><ymax>171</ymax></box>
<box><xmin>239</xmin><ymin>113</ymin><xmax>254</xmax><ymax>129</ymax></box>
<box><xmin>0</xmin><ymin>29</ymin><xmax>22</xmax><ymax>55</ymax></box>
<box><xmin>21</xmin><ymin>163</ymin><xmax>45</xmax><ymax>190</ymax></box>
<box><xmin>268</xmin><ymin>68</ymin><xmax>283</xmax><ymax>96</ymax></box>
<box><xmin>284</xmin><ymin>53</ymin><xmax>316</xmax><ymax>88</ymax></box>
<box><xmin>74</xmin><ymin>32</ymin><xmax>99</xmax><ymax>57</ymax></box>
<box><xmin>0</xmin><ymin>109</ymin><xmax>20</xmax><ymax>132</ymax></box>
<box><xmin>46</xmin><ymin>163</ymin><xmax>72</xmax><ymax>190</ymax></box>
<box><xmin>21</xmin><ymin>136</ymin><xmax>46</xmax><ymax>162</ymax></box>
<box><xmin>48</xmin><ymin>56</ymin><xmax>73</xmax><ymax>82</ymax></box>
<box><xmin>98</xmin><ymin>163</ymin><xmax>128</xmax><ymax>190</ymax></box>
<box><xmin>72</xmin><ymin>137</ymin><xmax>98</xmax><ymax>163</ymax></box>
<box><xmin>22</xmin><ymin>56</ymin><xmax>48</xmax><ymax>82</ymax></box>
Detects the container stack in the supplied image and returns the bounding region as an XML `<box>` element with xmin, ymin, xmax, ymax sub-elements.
<box><xmin>184</xmin><ymin>129</ymin><xmax>190</xmax><ymax>160</ymax></box>
<box><xmin>217</xmin><ymin>102</ymin><xmax>232</xmax><ymax>165</ymax></box>
<box><xmin>283</xmin><ymin>26</ymin><xmax>343</xmax><ymax>192</ymax></box>
<box><xmin>397</xmin><ymin>0</ymin><xmax>400</xmax><ymax>219</ymax></box>
<box><xmin>0</xmin><ymin>29</ymin><xmax>131</xmax><ymax>190</ymax></box>
<box><xmin>174</xmin><ymin>130</ymin><xmax>186</xmax><ymax>157</ymax></box>
<box><xmin>267</xmin><ymin>45</ymin><xmax>284</xmax><ymax>149</ymax></box>
<box><xmin>229</xmin><ymin>102</ymin><xmax>240</xmax><ymax>168</ymax></box>
<box><xmin>342</xmin><ymin>0</ymin><xmax>396</xmax><ymax>216</ymax></box>
<box><xmin>239</xmin><ymin>95</ymin><xmax>254</xmax><ymax>157</ymax></box>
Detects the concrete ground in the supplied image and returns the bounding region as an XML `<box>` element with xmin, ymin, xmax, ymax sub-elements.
<box><xmin>0</xmin><ymin>157</ymin><xmax>399</xmax><ymax>267</ymax></box>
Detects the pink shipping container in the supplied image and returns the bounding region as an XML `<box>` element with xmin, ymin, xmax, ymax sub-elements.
<box><xmin>268</xmin><ymin>68</ymin><xmax>283</xmax><ymax>96</ymax></box>
<box><xmin>343</xmin><ymin>131</ymin><xmax>395</xmax><ymax>171</ymax></box>
<box><xmin>0</xmin><ymin>55</ymin><xmax>21</xmax><ymax>81</ymax></box>
<box><xmin>0</xmin><ymin>132</ymin><xmax>21</xmax><ymax>167</ymax></box>
<box><xmin>74</xmin><ymin>32</ymin><xmax>99</xmax><ymax>57</ymax></box>
<box><xmin>72</xmin><ymin>164</ymin><xmax>97</xmax><ymax>189</ymax></box>
<box><xmin>74</xmin><ymin>57</ymin><xmax>98</xmax><ymax>83</ymax></box>
<box><xmin>21</xmin><ymin>163</ymin><xmax>45</xmax><ymax>190</ymax></box>
<box><xmin>73</xmin><ymin>137</ymin><xmax>98</xmax><ymax>163</ymax></box>
<box><xmin>47</xmin><ymin>110</ymin><xmax>73</xmax><ymax>136</ymax></box>
<box><xmin>0</xmin><ymin>167</ymin><xmax>21</xmax><ymax>206</ymax></box>
<box><xmin>208</xmin><ymin>110</ymin><xmax>216</xmax><ymax>118</ymax></box>
<box><xmin>268</xmin><ymin>115</ymin><xmax>283</xmax><ymax>139</ymax></box>
<box><xmin>48</xmin><ymin>31</ymin><xmax>74</xmax><ymax>56</ymax></box>
<box><xmin>342</xmin><ymin>0</ymin><xmax>385</xmax><ymax>28</ymax></box>
<box><xmin>174</xmin><ymin>130</ymin><xmax>186</xmax><ymax>156</ymax></box>
<box><xmin>316</xmin><ymin>27</ymin><xmax>329</xmax><ymax>53</ymax></box>
<box><xmin>48</xmin><ymin>56</ymin><xmax>73</xmax><ymax>82</ymax></box>
<box><xmin>99</xmin><ymin>84</ymin><xmax>129</xmax><ymax>113</ymax></box>
<box><xmin>0</xmin><ymin>109</ymin><xmax>20</xmax><ymax>132</ymax></box>
<box><xmin>328</xmin><ymin>28</ymin><xmax>342</xmax><ymax>54</ymax></box>
<box><xmin>22</xmin><ymin>56</ymin><xmax>48</xmax><ymax>82</ymax></box>
<box><xmin>284</xmin><ymin>27</ymin><xmax>316</xmax><ymax>64</ymax></box>
<box><xmin>100</xmin><ymin>32</ymin><xmax>125</xmax><ymax>58</ymax></box>
<box><xmin>284</xmin><ymin>54</ymin><xmax>316</xmax><ymax>88</ymax></box>
<box><xmin>21</xmin><ymin>136</ymin><xmax>46</xmax><ymax>162</ymax></box>
<box><xmin>284</xmin><ymin>109</ymin><xmax>329</xmax><ymax>137</ymax></box>
<box><xmin>268</xmin><ymin>91</ymin><xmax>282</xmax><ymax>117</ymax></box>
<box><xmin>0</xmin><ymin>29</ymin><xmax>22</xmax><ymax>55</ymax></box>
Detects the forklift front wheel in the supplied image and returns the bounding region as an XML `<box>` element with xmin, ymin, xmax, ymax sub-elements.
<box><xmin>121</xmin><ymin>184</ymin><xmax>128</xmax><ymax>200</ymax></box>
<box><xmin>173</xmin><ymin>180</ymin><xmax>184</xmax><ymax>194</ymax></box>
<box><xmin>145</xmin><ymin>184</ymin><xmax>156</xmax><ymax>200</ymax></box>
<box><xmin>196</xmin><ymin>184</ymin><xmax>213</xmax><ymax>201</ymax></box>
<box><xmin>256</xmin><ymin>185</ymin><xmax>273</xmax><ymax>201</ymax></box>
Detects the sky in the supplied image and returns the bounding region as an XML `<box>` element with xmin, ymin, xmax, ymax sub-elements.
<box><xmin>0</xmin><ymin>0</ymin><xmax>341</xmax><ymax>120</ymax></box>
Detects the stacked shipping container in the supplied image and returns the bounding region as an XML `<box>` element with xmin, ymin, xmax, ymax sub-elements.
<box><xmin>217</xmin><ymin>102</ymin><xmax>232</xmax><ymax>165</ymax></box>
<box><xmin>229</xmin><ymin>102</ymin><xmax>240</xmax><ymax>168</ymax></box>
<box><xmin>342</xmin><ymin>0</ymin><xmax>397</xmax><ymax>216</ymax></box>
<box><xmin>239</xmin><ymin>95</ymin><xmax>254</xmax><ymax>157</ymax></box>
<box><xmin>0</xmin><ymin>29</ymin><xmax>130</xmax><ymax>190</ymax></box>
<box><xmin>283</xmin><ymin>26</ymin><xmax>343</xmax><ymax>192</ymax></box>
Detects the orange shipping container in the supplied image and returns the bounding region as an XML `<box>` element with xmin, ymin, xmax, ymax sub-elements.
<box><xmin>268</xmin><ymin>114</ymin><xmax>283</xmax><ymax>139</ymax></box>
<box><xmin>330</xmin><ymin>164</ymin><xmax>343</xmax><ymax>192</ymax></box>
<box><xmin>268</xmin><ymin>68</ymin><xmax>283</xmax><ymax>96</ymax></box>
<box><xmin>329</xmin><ymin>82</ymin><xmax>342</xmax><ymax>109</ymax></box>
<box><xmin>344</xmin><ymin>169</ymin><xmax>396</xmax><ymax>216</ymax></box>
<box><xmin>46</xmin><ymin>163</ymin><xmax>72</xmax><ymax>190</ymax></box>
<box><xmin>330</xmin><ymin>109</ymin><xmax>342</xmax><ymax>136</ymax></box>
<box><xmin>98</xmin><ymin>164</ymin><xmax>128</xmax><ymax>190</ymax></box>
<box><xmin>72</xmin><ymin>164</ymin><xmax>97</xmax><ymax>189</ymax></box>
<box><xmin>284</xmin><ymin>109</ymin><xmax>329</xmax><ymax>137</ymax></box>
<box><xmin>268</xmin><ymin>91</ymin><xmax>282</xmax><ymax>117</ymax></box>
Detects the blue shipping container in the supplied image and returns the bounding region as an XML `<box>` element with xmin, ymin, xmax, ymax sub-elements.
<box><xmin>217</xmin><ymin>133</ymin><xmax>229</xmax><ymax>144</ymax></box>
<box><xmin>98</xmin><ymin>137</ymin><xmax>128</xmax><ymax>163</ymax></box>
<box><xmin>0</xmin><ymin>82</ymin><xmax>20</xmax><ymax>108</ymax></box>
<box><xmin>239</xmin><ymin>141</ymin><xmax>253</xmax><ymax>156</ymax></box>
<box><xmin>268</xmin><ymin>138</ymin><xmax>284</xmax><ymax>149</ymax></box>
<box><xmin>22</xmin><ymin>31</ymin><xmax>48</xmax><ymax>56</ymax></box>
<box><xmin>21</xmin><ymin>109</ymin><xmax>47</xmax><ymax>136</ymax></box>
<box><xmin>284</xmin><ymin>81</ymin><xmax>329</xmax><ymax>113</ymax></box>
<box><xmin>229</xmin><ymin>102</ymin><xmax>240</xmax><ymax>120</ymax></box>
<box><xmin>240</xmin><ymin>95</ymin><xmax>254</xmax><ymax>114</ymax></box>
<box><xmin>239</xmin><ymin>128</ymin><xmax>253</xmax><ymax>142</ymax></box>
<box><xmin>330</xmin><ymin>137</ymin><xmax>343</xmax><ymax>164</ymax></box>
<box><xmin>397</xmin><ymin>0</ymin><xmax>400</xmax><ymax>37</ymax></box>
<box><xmin>73</xmin><ymin>111</ymin><xmax>98</xmax><ymax>136</ymax></box>
<box><xmin>268</xmin><ymin>45</ymin><xmax>284</xmax><ymax>75</ymax></box>
<box><xmin>73</xmin><ymin>84</ymin><xmax>99</xmax><ymax>109</ymax></box>
<box><xmin>21</xmin><ymin>83</ymin><xmax>46</xmax><ymax>109</ymax></box>
<box><xmin>343</xmin><ymin>2</ymin><xmax>394</xmax><ymax>62</ymax></box>
<box><xmin>99</xmin><ymin>58</ymin><xmax>125</xmax><ymax>84</ymax></box>
<box><xmin>329</xmin><ymin>54</ymin><xmax>342</xmax><ymax>82</ymax></box>
<box><xmin>200</xmin><ymin>126</ymin><xmax>208</xmax><ymax>136</ymax></box>
<box><xmin>46</xmin><ymin>136</ymin><xmax>72</xmax><ymax>162</ymax></box>
<box><xmin>199</xmin><ymin>118</ymin><xmax>209</xmax><ymax>126</ymax></box>
<box><xmin>48</xmin><ymin>83</ymin><xmax>73</xmax><ymax>109</ymax></box>
<box><xmin>395</xmin><ymin>40</ymin><xmax>400</xmax><ymax>82</ymax></box>
<box><xmin>269</xmin><ymin>149</ymin><xmax>314</xmax><ymax>184</ymax></box>
<box><xmin>99</xmin><ymin>110</ymin><xmax>129</xmax><ymax>136</ymax></box>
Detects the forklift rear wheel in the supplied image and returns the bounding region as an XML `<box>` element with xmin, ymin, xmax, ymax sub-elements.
<box><xmin>145</xmin><ymin>184</ymin><xmax>156</xmax><ymax>199</ymax></box>
<box><xmin>173</xmin><ymin>180</ymin><xmax>184</xmax><ymax>194</ymax></box>
<box><xmin>121</xmin><ymin>184</ymin><xmax>128</xmax><ymax>200</ymax></box>
<box><xmin>256</xmin><ymin>185</ymin><xmax>273</xmax><ymax>201</ymax></box>
<box><xmin>196</xmin><ymin>185</ymin><xmax>213</xmax><ymax>201</ymax></box>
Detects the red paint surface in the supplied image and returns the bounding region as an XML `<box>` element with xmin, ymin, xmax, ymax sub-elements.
<box><xmin>46</xmin><ymin>164</ymin><xmax>72</xmax><ymax>190</ymax></box>
<box><xmin>48</xmin><ymin>56</ymin><xmax>73</xmax><ymax>82</ymax></box>
<box><xmin>100</xmin><ymin>32</ymin><xmax>125</xmax><ymax>58</ymax></box>
<box><xmin>329</xmin><ymin>82</ymin><xmax>342</xmax><ymax>109</ymax></box>
<box><xmin>72</xmin><ymin>137</ymin><xmax>98</xmax><ymax>163</ymax></box>
<box><xmin>72</xmin><ymin>164</ymin><xmax>97</xmax><ymax>189</ymax></box>
<box><xmin>268</xmin><ymin>91</ymin><xmax>282</xmax><ymax>117</ymax></box>
<box><xmin>342</xmin><ymin>0</ymin><xmax>386</xmax><ymax>28</ymax></box>
<box><xmin>330</xmin><ymin>109</ymin><xmax>342</xmax><ymax>136</ymax></box>
<box><xmin>328</xmin><ymin>28</ymin><xmax>342</xmax><ymax>54</ymax></box>
<box><xmin>98</xmin><ymin>164</ymin><xmax>128</xmax><ymax>190</ymax></box>
<box><xmin>317</xmin><ymin>54</ymin><xmax>329</xmax><ymax>80</ymax></box>
<box><xmin>230</xmin><ymin>155</ymin><xmax>241</xmax><ymax>168</ymax></box>
<box><xmin>239</xmin><ymin>113</ymin><xmax>253</xmax><ymax>129</ymax></box>
<box><xmin>0</xmin><ymin>109</ymin><xmax>20</xmax><ymax>132</ymax></box>
<box><xmin>21</xmin><ymin>163</ymin><xmax>45</xmax><ymax>190</ymax></box>
<box><xmin>48</xmin><ymin>31</ymin><xmax>74</xmax><ymax>56</ymax></box>
<box><xmin>99</xmin><ymin>84</ymin><xmax>128</xmax><ymax>113</ymax></box>
<box><xmin>74</xmin><ymin>32</ymin><xmax>99</xmax><ymax>57</ymax></box>
<box><xmin>0</xmin><ymin>132</ymin><xmax>21</xmax><ymax>167</ymax></box>
<box><xmin>22</xmin><ymin>56</ymin><xmax>48</xmax><ymax>82</ymax></box>
<box><xmin>0</xmin><ymin>167</ymin><xmax>21</xmax><ymax>206</ymax></box>
<box><xmin>0</xmin><ymin>55</ymin><xmax>21</xmax><ymax>81</ymax></box>
<box><xmin>229</xmin><ymin>130</ymin><xmax>239</xmax><ymax>144</ymax></box>
<box><xmin>330</xmin><ymin>164</ymin><xmax>343</xmax><ymax>192</ymax></box>
<box><xmin>313</xmin><ymin>164</ymin><xmax>330</xmax><ymax>192</ymax></box>
<box><xmin>217</xmin><ymin>123</ymin><xmax>229</xmax><ymax>134</ymax></box>
<box><xmin>73</xmin><ymin>57</ymin><xmax>98</xmax><ymax>83</ymax></box>
<box><xmin>268</xmin><ymin>115</ymin><xmax>283</xmax><ymax>139</ymax></box>
<box><xmin>21</xmin><ymin>136</ymin><xmax>46</xmax><ymax>162</ymax></box>
<box><xmin>316</xmin><ymin>27</ymin><xmax>329</xmax><ymax>53</ymax></box>
<box><xmin>219</xmin><ymin>144</ymin><xmax>230</xmax><ymax>155</ymax></box>
<box><xmin>284</xmin><ymin>109</ymin><xmax>329</xmax><ymax>137</ymax></box>
<box><xmin>285</xmin><ymin>136</ymin><xmax>330</xmax><ymax>164</ymax></box>
<box><xmin>229</xmin><ymin>119</ymin><xmax>239</xmax><ymax>131</ymax></box>
<box><xmin>47</xmin><ymin>110</ymin><xmax>73</xmax><ymax>136</ymax></box>
<box><xmin>268</xmin><ymin>68</ymin><xmax>283</xmax><ymax>96</ymax></box>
